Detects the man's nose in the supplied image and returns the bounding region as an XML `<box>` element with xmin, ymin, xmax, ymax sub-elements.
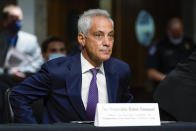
<box><xmin>103</xmin><ymin>36</ymin><xmax>111</xmax><ymax>46</ymax></box>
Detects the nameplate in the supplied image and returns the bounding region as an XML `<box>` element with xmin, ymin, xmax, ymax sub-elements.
<box><xmin>94</xmin><ymin>103</ymin><xmax>160</xmax><ymax>127</ymax></box>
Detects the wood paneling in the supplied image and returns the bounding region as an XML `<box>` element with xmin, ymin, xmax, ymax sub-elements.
<box><xmin>47</xmin><ymin>0</ymin><xmax>99</xmax><ymax>53</ymax></box>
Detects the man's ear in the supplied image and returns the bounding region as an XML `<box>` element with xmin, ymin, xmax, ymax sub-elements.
<box><xmin>78</xmin><ymin>33</ymin><xmax>86</xmax><ymax>47</ymax></box>
<box><xmin>2</xmin><ymin>20</ymin><xmax>8</xmax><ymax>28</ymax></box>
<box><xmin>42</xmin><ymin>53</ymin><xmax>48</xmax><ymax>61</ymax></box>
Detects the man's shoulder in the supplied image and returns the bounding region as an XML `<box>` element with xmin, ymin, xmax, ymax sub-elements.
<box><xmin>148</xmin><ymin>38</ymin><xmax>168</xmax><ymax>50</ymax></box>
<box><xmin>46</xmin><ymin>55</ymin><xmax>72</xmax><ymax>64</ymax></box>
<box><xmin>106</xmin><ymin>57</ymin><xmax>131</xmax><ymax>72</ymax></box>
<box><xmin>0</xmin><ymin>31</ymin><xmax>6</xmax><ymax>41</ymax></box>
<box><xmin>18</xmin><ymin>31</ymin><xmax>37</xmax><ymax>40</ymax></box>
<box><xmin>17</xmin><ymin>31</ymin><xmax>38</xmax><ymax>47</ymax></box>
<box><xmin>44</xmin><ymin>53</ymin><xmax>79</xmax><ymax>67</ymax></box>
<box><xmin>109</xmin><ymin>57</ymin><xmax>128</xmax><ymax>65</ymax></box>
<box><xmin>157</xmin><ymin>37</ymin><xmax>171</xmax><ymax>46</ymax></box>
<box><xmin>183</xmin><ymin>36</ymin><xmax>195</xmax><ymax>44</ymax></box>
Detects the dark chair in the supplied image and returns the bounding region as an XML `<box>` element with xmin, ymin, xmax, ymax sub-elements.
<box><xmin>4</xmin><ymin>88</ymin><xmax>14</xmax><ymax>123</ymax></box>
<box><xmin>5</xmin><ymin>88</ymin><xmax>44</xmax><ymax>123</ymax></box>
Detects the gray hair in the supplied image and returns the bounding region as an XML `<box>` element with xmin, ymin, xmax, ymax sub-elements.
<box><xmin>78</xmin><ymin>9</ymin><xmax>114</xmax><ymax>36</ymax></box>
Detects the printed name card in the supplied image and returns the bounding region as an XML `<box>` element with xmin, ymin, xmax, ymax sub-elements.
<box><xmin>94</xmin><ymin>103</ymin><xmax>160</xmax><ymax>127</ymax></box>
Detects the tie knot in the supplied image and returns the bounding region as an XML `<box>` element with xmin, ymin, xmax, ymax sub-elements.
<box><xmin>90</xmin><ymin>68</ymin><xmax>99</xmax><ymax>76</ymax></box>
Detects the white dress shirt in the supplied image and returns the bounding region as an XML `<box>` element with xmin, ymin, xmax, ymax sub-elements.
<box><xmin>81</xmin><ymin>53</ymin><xmax>108</xmax><ymax>109</ymax></box>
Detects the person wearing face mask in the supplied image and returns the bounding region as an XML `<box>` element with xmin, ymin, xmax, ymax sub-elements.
<box><xmin>41</xmin><ymin>36</ymin><xmax>67</xmax><ymax>61</ymax></box>
<box><xmin>145</xmin><ymin>17</ymin><xmax>195</xmax><ymax>89</ymax></box>
<box><xmin>0</xmin><ymin>4</ymin><xmax>43</xmax><ymax>123</ymax></box>
<box><xmin>0</xmin><ymin>4</ymin><xmax>43</xmax><ymax>82</ymax></box>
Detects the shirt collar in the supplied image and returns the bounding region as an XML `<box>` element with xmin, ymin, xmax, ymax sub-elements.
<box><xmin>5</xmin><ymin>32</ymin><xmax>17</xmax><ymax>40</ymax></box>
<box><xmin>81</xmin><ymin>52</ymin><xmax>104</xmax><ymax>74</ymax></box>
<box><xmin>5</xmin><ymin>32</ymin><xmax>17</xmax><ymax>46</ymax></box>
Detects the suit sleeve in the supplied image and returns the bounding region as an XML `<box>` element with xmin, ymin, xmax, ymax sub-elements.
<box><xmin>119</xmin><ymin>64</ymin><xmax>133</xmax><ymax>103</ymax></box>
<box><xmin>9</xmin><ymin>63</ymin><xmax>51</xmax><ymax>123</ymax></box>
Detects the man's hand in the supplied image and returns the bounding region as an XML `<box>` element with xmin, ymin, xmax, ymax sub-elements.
<box><xmin>146</xmin><ymin>68</ymin><xmax>166</xmax><ymax>82</ymax></box>
<box><xmin>10</xmin><ymin>67</ymin><xmax>26</xmax><ymax>82</ymax></box>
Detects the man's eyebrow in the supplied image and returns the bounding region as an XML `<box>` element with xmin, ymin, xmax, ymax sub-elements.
<box><xmin>93</xmin><ymin>30</ymin><xmax>114</xmax><ymax>34</ymax></box>
<box><xmin>94</xmin><ymin>30</ymin><xmax>104</xmax><ymax>33</ymax></box>
<box><xmin>108</xmin><ymin>30</ymin><xmax>114</xmax><ymax>34</ymax></box>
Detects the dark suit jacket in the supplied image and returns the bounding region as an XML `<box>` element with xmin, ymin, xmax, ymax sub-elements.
<box><xmin>0</xmin><ymin>31</ymin><xmax>9</xmax><ymax>67</ymax></box>
<box><xmin>154</xmin><ymin>49</ymin><xmax>196</xmax><ymax>121</ymax></box>
<box><xmin>10</xmin><ymin>53</ymin><xmax>133</xmax><ymax>123</ymax></box>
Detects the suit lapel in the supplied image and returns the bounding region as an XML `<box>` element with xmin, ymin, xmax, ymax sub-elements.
<box><xmin>104</xmin><ymin>59</ymin><xmax>119</xmax><ymax>103</ymax></box>
<box><xmin>0</xmin><ymin>32</ymin><xmax>10</xmax><ymax>66</ymax></box>
<box><xmin>65</xmin><ymin>53</ymin><xmax>88</xmax><ymax>120</ymax></box>
<box><xmin>65</xmin><ymin>55</ymin><xmax>119</xmax><ymax>120</ymax></box>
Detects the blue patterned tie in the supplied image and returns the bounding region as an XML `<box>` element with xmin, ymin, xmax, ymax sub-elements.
<box><xmin>86</xmin><ymin>68</ymin><xmax>99</xmax><ymax>121</ymax></box>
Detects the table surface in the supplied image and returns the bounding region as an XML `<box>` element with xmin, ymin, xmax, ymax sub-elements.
<box><xmin>0</xmin><ymin>122</ymin><xmax>196</xmax><ymax>131</ymax></box>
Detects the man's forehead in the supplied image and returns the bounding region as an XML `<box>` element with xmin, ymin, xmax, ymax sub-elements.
<box><xmin>8</xmin><ymin>8</ymin><xmax>23</xmax><ymax>19</ymax></box>
<box><xmin>92</xmin><ymin>16</ymin><xmax>112</xmax><ymax>24</ymax></box>
<box><xmin>48</xmin><ymin>41</ymin><xmax>65</xmax><ymax>47</ymax></box>
<box><xmin>90</xmin><ymin>16</ymin><xmax>114</xmax><ymax>32</ymax></box>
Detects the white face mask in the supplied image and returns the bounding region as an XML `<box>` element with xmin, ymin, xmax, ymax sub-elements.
<box><xmin>48</xmin><ymin>53</ymin><xmax>66</xmax><ymax>61</ymax></box>
<box><xmin>169</xmin><ymin>36</ymin><xmax>183</xmax><ymax>45</ymax></box>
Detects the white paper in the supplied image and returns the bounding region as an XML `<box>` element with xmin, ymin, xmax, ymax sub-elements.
<box><xmin>4</xmin><ymin>48</ymin><xmax>33</xmax><ymax>68</ymax></box>
<box><xmin>94</xmin><ymin>103</ymin><xmax>160</xmax><ymax>127</ymax></box>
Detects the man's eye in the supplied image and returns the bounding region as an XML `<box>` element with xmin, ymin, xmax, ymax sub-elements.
<box><xmin>50</xmin><ymin>49</ymin><xmax>57</xmax><ymax>53</ymax></box>
<box><xmin>108</xmin><ymin>34</ymin><xmax>114</xmax><ymax>38</ymax></box>
<box><xmin>60</xmin><ymin>48</ymin><xmax>65</xmax><ymax>52</ymax></box>
<box><xmin>95</xmin><ymin>33</ymin><xmax>102</xmax><ymax>38</ymax></box>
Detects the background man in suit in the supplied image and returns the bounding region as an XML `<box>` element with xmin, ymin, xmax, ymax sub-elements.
<box><xmin>10</xmin><ymin>9</ymin><xmax>133</xmax><ymax>124</ymax></box>
<box><xmin>0</xmin><ymin>4</ymin><xmax>43</xmax><ymax>123</ymax></box>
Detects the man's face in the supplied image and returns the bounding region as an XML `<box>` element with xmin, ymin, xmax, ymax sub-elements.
<box><xmin>4</xmin><ymin>7</ymin><xmax>23</xmax><ymax>27</ymax></box>
<box><xmin>43</xmin><ymin>41</ymin><xmax>66</xmax><ymax>61</ymax></box>
<box><xmin>79</xmin><ymin>16</ymin><xmax>114</xmax><ymax>66</ymax></box>
<box><xmin>168</xmin><ymin>19</ymin><xmax>183</xmax><ymax>40</ymax></box>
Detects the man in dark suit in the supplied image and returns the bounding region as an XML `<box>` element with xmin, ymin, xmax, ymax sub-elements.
<box><xmin>154</xmin><ymin>49</ymin><xmax>196</xmax><ymax>121</ymax></box>
<box><xmin>10</xmin><ymin>9</ymin><xmax>133</xmax><ymax>124</ymax></box>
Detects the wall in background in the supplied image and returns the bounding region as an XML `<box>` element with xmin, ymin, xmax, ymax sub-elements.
<box><xmin>17</xmin><ymin>0</ymin><xmax>35</xmax><ymax>34</ymax></box>
<box><xmin>99</xmin><ymin>0</ymin><xmax>112</xmax><ymax>15</ymax></box>
<box><xmin>182</xmin><ymin>0</ymin><xmax>195</xmax><ymax>39</ymax></box>
<box><xmin>34</xmin><ymin>0</ymin><xmax>47</xmax><ymax>44</ymax></box>
<box><xmin>17</xmin><ymin>0</ymin><xmax>47</xmax><ymax>44</ymax></box>
<box><xmin>16</xmin><ymin>0</ymin><xmax>196</xmax><ymax>46</ymax></box>
<box><xmin>194</xmin><ymin>1</ymin><xmax>196</xmax><ymax>43</ymax></box>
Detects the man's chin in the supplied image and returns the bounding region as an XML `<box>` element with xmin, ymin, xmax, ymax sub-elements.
<box><xmin>100</xmin><ymin>55</ymin><xmax>111</xmax><ymax>61</ymax></box>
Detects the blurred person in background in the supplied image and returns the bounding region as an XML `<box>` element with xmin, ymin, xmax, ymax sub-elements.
<box><xmin>41</xmin><ymin>36</ymin><xmax>67</xmax><ymax>61</ymax></box>
<box><xmin>0</xmin><ymin>4</ymin><xmax>43</xmax><ymax>123</ymax></box>
<box><xmin>0</xmin><ymin>4</ymin><xmax>43</xmax><ymax>84</ymax></box>
<box><xmin>154</xmin><ymin>48</ymin><xmax>196</xmax><ymax>121</ymax></box>
<box><xmin>145</xmin><ymin>17</ymin><xmax>195</xmax><ymax>88</ymax></box>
